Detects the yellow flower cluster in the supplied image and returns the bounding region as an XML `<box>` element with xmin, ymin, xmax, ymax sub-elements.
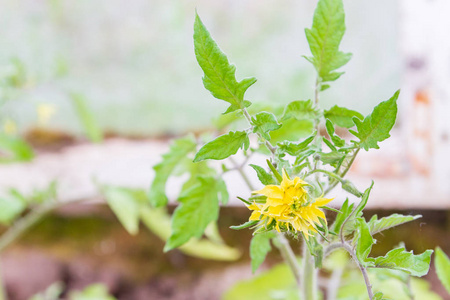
<box><xmin>248</xmin><ymin>169</ymin><xmax>332</xmax><ymax>239</ymax></box>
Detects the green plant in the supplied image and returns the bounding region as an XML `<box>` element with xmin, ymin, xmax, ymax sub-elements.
<box><xmin>149</xmin><ymin>0</ymin><xmax>437</xmax><ymax>299</ymax></box>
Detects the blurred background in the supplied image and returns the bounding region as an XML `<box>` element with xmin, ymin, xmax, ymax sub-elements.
<box><xmin>0</xmin><ymin>0</ymin><xmax>399</xmax><ymax>136</ymax></box>
<box><xmin>0</xmin><ymin>0</ymin><xmax>449</xmax><ymax>299</ymax></box>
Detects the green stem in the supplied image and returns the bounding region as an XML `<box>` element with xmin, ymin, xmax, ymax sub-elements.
<box><xmin>307</xmin><ymin>169</ymin><xmax>344</xmax><ymax>183</ymax></box>
<box><xmin>229</xmin><ymin>157</ymin><xmax>256</xmax><ymax>191</ymax></box>
<box><xmin>274</xmin><ymin>233</ymin><xmax>301</xmax><ymax>285</ymax></box>
<box><xmin>302</xmin><ymin>240</ymin><xmax>317</xmax><ymax>300</ymax></box>
<box><xmin>324</xmin><ymin>148</ymin><xmax>360</xmax><ymax>195</ymax></box>
<box><xmin>324</xmin><ymin>242</ymin><xmax>374</xmax><ymax>300</ymax></box>
<box><xmin>0</xmin><ymin>201</ymin><xmax>58</xmax><ymax>253</ymax></box>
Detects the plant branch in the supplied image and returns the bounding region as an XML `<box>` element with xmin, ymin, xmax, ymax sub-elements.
<box><xmin>327</xmin><ymin>266</ymin><xmax>344</xmax><ymax>300</ymax></box>
<box><xmin>324</xmin><ymin>148</ymin><xmax>360</xmax><ymax>195</ymax></box>
<box><xmin>327</xmin><ymin>242</ymin><xmax>374</xmax><ymax>300</ymax></box>
<box><xmin>0</xmin><ymin>201</ymin><xmax>59</xmax><ymax>253</ymax></box>
<box><xmin>229</xmin><ymin>157</ymin><xmax>256</xmax><ymax>191</ymax></box>
<box><xmin>274</xmin><ymin>233</ymin><xmax>302</xmax><ymax>285</ymax></box>
<box><xmin>302</xmin><ymin>240</ymin><xmax>318</xmax><ymax>300</ymax></box>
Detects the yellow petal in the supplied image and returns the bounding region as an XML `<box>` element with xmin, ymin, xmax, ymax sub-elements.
<box><xmin>253</xmin><ymin>185</ymin><xmax>284</xmax><ymax>199</ymax></box>
<box><xmin>249</xmin><ymin>211</ymin><xmax>261</xmax><ymax>221</ymax></box>
<box><xmin>315</xmin><ymin>197</ymin><xmax>334</xmax><ymax>207</ymax></box>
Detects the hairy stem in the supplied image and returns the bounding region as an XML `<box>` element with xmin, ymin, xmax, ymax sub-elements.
<box><xmin>275</xmin><ymin>233</ymin><xmax>302</xmax><ymax>285</ymax></box>
<box><xmin>328</xmin><ymin>242</ymin><xmax>374</xmax><ymax>300</ymax></box>
<box><xmin>302</xmin><ymin>240</ymin><xmax>318</xmax><ymax>300</ymax></box>
<box><xmin>327</xmin><ymin>266</ymin><xmax>344</xmax><ymax>300</ymax></box>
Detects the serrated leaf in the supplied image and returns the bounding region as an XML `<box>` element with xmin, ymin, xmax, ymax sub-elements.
<box><xmin>140</xmin><ymin>204</ymin><xmax>240</xmax><ymax>261</ymax></box>
<box><xmin>373</xmin><ymin>248</ymin><xmax>433</xmax><ymax>277</ymax></box>
<box><xmin>324</xmin><ymin>105</ymin><xmax>364</xmax><ymax>128</ymax></box>
<box><xmin>281</xmin><ymin>100</ymin><xmax>321</xmax><ymax>121</ymax></box>
<box><xmin>355</xmin><ymin>218</ymin><xmax>375</xmax><ymax>267</ymax></box>
<box><xmin>369</xmin><ymin>214</ymin><xmax>421</xmax><ymax>236</ymax></box>
<box><xmin>435</xmin><ymin>247</ymin><xmax>450</xmax><ymax>294</ymax></box>
<box><xmin>165</xmin><ymin>176</ymin><xmax>224</xmax><ymax>250</ymax></box>
<box><xmin>149</xmin><ymin>136</ymin><xmax>197</xmax><ymax>207</ymax></box>
<box><xmin>250</xmin><ymin>231</ymin><xmax>276</xmax><ymax>273</ymax></box>
<box><xmin>277</xmin><ymin>134</ymin><xmax>315</xmax><ymax>156</ymax></box>
<box><xmin>350</xmin><ymin>90</ymin><xmax>399</xmax><ymax>150</ymax></box>
<box><xmin>181</xmin><ymin>160</ymin><xmax>216</xmax><ymax>193</ymax></box>
<box><xmin>304</xmin><ymin>0</ymin><xmax>352</xmax><ymax>83</ymax></box>
<box><xmin>194</xmin><ymin>13</ymin><xmax>256</xmax><ymax>114</ymax></box>
<box><xmin>319</xmin><ymin>151</ymin><xmax>345</xmax><ymax>167</ymax></box>
<box><xmin>325</xmin><ymin>119</ymin><xmax>345</xmax><ymax>147</ymax></box>
<box><xmin>194</xmin><ymin>131</ymin><xmax>249</xmax><ymax>162</ymax></box>
<box><xmin>251</xmin><ymin>112</ymin><xmax>282</xmax><ymax>140</ymax></box>
<box><xmin>249</xmin><ymin>164</ymin><xmax>275</xmax><ymax>185</ymax></box>
<box><xmin>104</xmin><ymin>187</ymin><xmax>143</xmax><ymax>235</ymax></box>
<box><xmin>269</xmin><ymin>119</ymin><xmax>314</xmax><ymax>144</ymax></box>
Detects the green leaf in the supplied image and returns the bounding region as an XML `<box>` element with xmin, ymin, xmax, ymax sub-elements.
<box><xmin>69</xmin><ymin>284</ymin><xmax>116</xmax><ymax>300</ymax></box>
<box><xmin>304</xmin><ymin>0</ymin><xmax>352</xmax><ymax>83</ymax></box>
<box><xmin>194</xmin><ymin>131</ymin><xmax>249</xmax><ymax>162</ymax></box>
<box><xmin>325</xmin><ymin>119</ymin><xmax>345</xmax><ymax>147</ymax></box>
<box><xmin>216</xmin><ymin>177</ymin><xmax>229</xmax><ymax>205</ymax></box>
<box><xmin>350</xmin><ymin>90</ymin><xmax>399</xmax><ymax>150</ymax></box>
<box><xmin>355</xmin><ymin>218</ymin><xmax>375</xmax><ymax>267</ymax></box>
<box><xmin>165</xmin><ymin>176</ymin><xmax>224</xmax><ymax>250</ymax></box>
<box><xmin>269</xmin><ymin>119</ymin><xmax>314</xmax><ymax>144</ymax></box>
<box><xmin>330</xmin><ymin>199</ymin><xmax>353</xmax><ymax>234</ymax></box>
<box><xmin>435</xmin><ymin>247</ymin><xmax>450</xmax><ymax>294</ymax></box>
<box><xmin>354</xmin><ymin>182</ymin><xmax>374</xmax><ymax>217</ymax></box>
<box><xmin>319</xmin><ymin>151</ymin><xmax>345</xmax><ymax>167</ymax></box>
<box><xmin>0</xmin><ymin>191</ymin><xmax>27</xmax><ymax>225</ymax></box>
<box><xmin>324</xmin><ymin>105</ymin><xmax>363</xmax><ymax>128</ymax></box>
<box><xmin>181</xmin><ymin>160</ymin><xmax>216</xmax><ymax>193</ymax></box>
<box><xmin>223</xmin><ymin>264</ymin><xmax>297</xmax><ymax>300</ymax></box>
<box><xmin>70</xmin><ymin>93</ymin><xmax>103</xmax><ymax>143</ymax></box>
<box><xmin>140</xmin><ymin>205</ymin><xmax>240</xmax><ymax>261</ymax></box>
<box><xmin>373</xmin><ymin>248</ymin><xmax>433</xmax><ymax>277</ymax></box>
<box><xmin>251</xmin><ymin>112</ymin><xmax>282</xmax><ymax>140</ymax></box>
<box><xmin>276</xmin><ymin>134</ymin><xmax>315</xmax><ymax>156</ymax></box>
<box><xmin>373</xmin><ymin>292</ymin><xmax>386</xmax><ymax>300</ymax></box>
<box><xmin>250</xmin><ymin>231</ymin><xmax>276</xmax><ymax>273</ymax></box>
<box><xmin>281</xmin><ymin>100</ymin><xmax>321</xmax><ymax>121</ymax></box>
<box><xmin>368</xmin><ymin>214</ymin><xmax>421</xmax><ymax>236</ymax></box>
<box><xmin>249</xmin><ymin>164</ymin><xmax>275</xmax><ymax>185</ymax></box>
<box><xmin>0</xmin><ymin>134</ymin><xmax>34</xmax><ymax>163</ymax></box>
<box><xmin>103</xmin><ymin>187</ymin><xmax>143</xmax><ymax>235</ymax></box>
<box><xmin>194</xmin><ymin>13</ymin><xmax>256</xmax><ymax>114</ymax></box>
<box><xmin>149</xmin><ymin>136</ymin><xmax>197</xmax><ymax>207</ymax></box>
